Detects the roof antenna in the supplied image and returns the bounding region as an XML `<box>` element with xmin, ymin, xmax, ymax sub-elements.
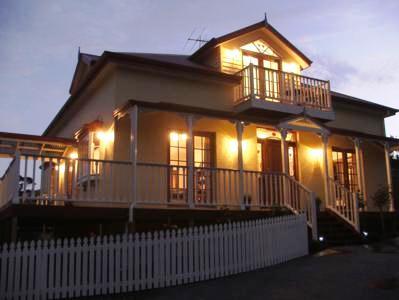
<box><xmin>186</xmin><ymin>27</ymin><xmax>209</xmax><ymax>51</ymax></box>
<box><xmin>78</xmin><ymin>46</ymin><xmax>81</xmax><ymax>59</ymax></box>
<box><xmin>264</xmin><ymin>12</ymin><xmax>268</xmax><ymax>24</ymax></box>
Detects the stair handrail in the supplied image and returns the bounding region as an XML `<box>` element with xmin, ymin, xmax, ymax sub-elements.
<box><xmin>327</xmin><ymin>177</ymin><xmax>360</xmax><ymax>232</ymax></box>
<box><xmin>283</xmin><ymin>174</ymin><xmax>318</xmax><ymax>240</ymax></box>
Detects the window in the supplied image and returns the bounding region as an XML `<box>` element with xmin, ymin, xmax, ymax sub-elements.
<box><xmin>194</xmin><ymin>135</ymin><xmax>212</xmax><ymax>168</ymax></box>
<box><xmin>242</xmin><ymin>51</ymin><xmax>281</xmax><ymax>101</ymax></box>
<box><xmin>241</xmin><ymin>40</ymin><xmax>279</xmax><ymax>57</ymax></box>
<box><xmin>169</xmin><ymin>132</ymin><xmax>187</xmax><ymax>201</ymax></box>
<box><xmin>257</xmin><ymin>143</ymin><xmax>263</xmax><ymax>172</ymax></box>
<box><xmin>89</xmin><ymin>132</ymin><xmax>102</xmax><ymax>174</ymax></box>
<box><xmin>168</xmin><ymin>131</ymin><xmax>215</xmax><ymax>203</ymax></box>
<box><xmin>288</xmin><ymin>145</ymin><xmax>296</xmax><ymax>177</ymax></box>
<box><xmin>332</xmin><ymin>149</ymin><xmax>358</xmax><ymax>192</ymax></box>
<box><xmin>194</xmin><ymin>134</ymin><xmax>214</xmax><ymax>203</ymax></box>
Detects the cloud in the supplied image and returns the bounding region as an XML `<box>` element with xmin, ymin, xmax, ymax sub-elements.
<box><xmin>0</xmin><ymin>0</ymin><xmax>398</xmax><ymax>137</ymax></box>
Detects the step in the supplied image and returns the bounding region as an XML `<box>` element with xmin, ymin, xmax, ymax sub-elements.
<box><xmin>317</xmin><ymin>210</ymin><xmax>362</xmax><ymax>245</ymax></box>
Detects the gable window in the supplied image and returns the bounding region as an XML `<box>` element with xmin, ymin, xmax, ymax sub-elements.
<box><xmin>241</xmin><ymin>40</ymin><xmax>279</xmax><ymax>57</ymax></box>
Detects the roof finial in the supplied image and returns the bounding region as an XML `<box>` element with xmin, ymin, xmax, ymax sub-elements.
<box><xmin>78</xmin><ymin>46</ymin><xmax>81</xmax><ymax>60</ymax></box>
<box><xmin>264</xmin><ymin>12</ymin><xmax>268</xmax><ymax>24</ymax></box>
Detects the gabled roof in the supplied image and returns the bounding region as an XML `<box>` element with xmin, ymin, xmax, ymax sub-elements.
<box><xmin>44</xmin><ymin>51</ymin><xmax>240</xmax><ymax>136</ymax></box>
<box><xmin>69</xmin><ymin>52</ymin><xmax>99</xmax><ymax>94</ymax></box>
<box><xmin>190</xmin><ymin>20</ymin><xmax>312</xmax><ymax>66</ymax></box>
<box><xmin>331</xmin><ymin>91</ymin><xmax>399</xmax><ymax>116</ymax></box>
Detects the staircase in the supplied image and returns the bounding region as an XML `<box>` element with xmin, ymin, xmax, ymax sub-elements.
<box><xmin>318</xmin><ymin>210</ymin><xmax>363</xmax><ymax>245</ymax></box>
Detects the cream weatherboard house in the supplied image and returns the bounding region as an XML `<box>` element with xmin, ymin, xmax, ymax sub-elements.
<box><xmin>0</xmin><ymin>20</ymin><xmax>397</xmax><ymax>243</ymax></box>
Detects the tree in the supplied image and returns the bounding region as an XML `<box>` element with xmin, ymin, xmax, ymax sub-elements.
<box><xmin>371</xmin><ymin>185</ymin><xmax>391</xmax><ymax>237</ymax></box>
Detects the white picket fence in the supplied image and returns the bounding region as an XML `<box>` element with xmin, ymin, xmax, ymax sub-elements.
<box><xmin>0</xmin><ymin>215</ymin><xmax>308</xmax><ymax>300</ymax></box>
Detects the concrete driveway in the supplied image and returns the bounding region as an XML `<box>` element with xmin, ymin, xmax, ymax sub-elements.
<box><xmin>95</xmin><ymin>240</ymin><xmax>399</xmax><ymax>300</ymax></box>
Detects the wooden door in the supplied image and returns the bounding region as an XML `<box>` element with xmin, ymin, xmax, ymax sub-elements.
<box><xmin>263</xmin><ymin>139</ymin><xmax>282</xmax><ymax>173</ymax></box>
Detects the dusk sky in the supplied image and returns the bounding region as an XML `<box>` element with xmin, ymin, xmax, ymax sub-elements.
<box><xmin>1</xmin><ymin>0</ymin><xmax>398</xmax><ymax>136</ymax></box>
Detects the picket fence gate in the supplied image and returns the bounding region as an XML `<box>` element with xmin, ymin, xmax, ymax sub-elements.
<box><xmin>0</xmin><ymin>214</ymin><xmax>308</xmax><ymax>299</ymax></box>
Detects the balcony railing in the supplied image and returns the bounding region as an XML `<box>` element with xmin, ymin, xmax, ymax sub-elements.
<box><xmin>235</xmin><ymin>64</ymin><xmax>332</xmax><ymax>111</ymax></box>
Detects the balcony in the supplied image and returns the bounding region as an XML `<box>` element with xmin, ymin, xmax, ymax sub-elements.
<box><xmin>234</xmin><ymin>64</ymin><xmax>334</xmax><ymax>120</ymax></box>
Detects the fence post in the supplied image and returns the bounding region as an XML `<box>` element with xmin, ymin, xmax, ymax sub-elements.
<box><xmin>12</xmin><ymin>151</ymin><xmax>21</xmax><ymax>204</ymax></box>
<box><xmin>310</xmin><ymin>191</ymin><xmax>318</xmax><ymax>241</ymax></box>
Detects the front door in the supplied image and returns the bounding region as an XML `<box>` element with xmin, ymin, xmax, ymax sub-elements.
<box><xmin>262</xmin><ymin>139</ymin><xmax>282</xmax><ymax>173</ymax></box>
<box><xmin>258</xmin><ymin>139</ymin><xmax>297</xmax><ymax>177</ymax></box>
<box><xmin>257</xmin><ymin>139</ymin><xmax>297</xmax><ymax>206</ymax></box>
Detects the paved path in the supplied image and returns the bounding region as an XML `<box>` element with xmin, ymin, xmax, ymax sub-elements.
<box><xmin>97</xmin><ymin>240</ymin><xmax>399</xmax><ymax>300</ymax></box>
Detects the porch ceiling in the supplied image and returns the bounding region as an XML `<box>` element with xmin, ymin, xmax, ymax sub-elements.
<box><xmin>0</xmin><ymin>132</ymin><xmax>76</xmax><ymax>157</ymax></box>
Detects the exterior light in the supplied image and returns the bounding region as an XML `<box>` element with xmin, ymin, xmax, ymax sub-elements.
<box><xmin>232</xmin><ymin>49</ymin><xmax>240</xmax><ymax>58</ymax></box>
<box><xmin>362</xmin><ymin>231</ymin><xmax>368</xmax><ymax>237</ymax></box>
<box><xmin>318</xmin><ymin>236</ymin><xmax>324</xmax><ymax>242</ymax></box>
<box><xmin>224</xmin><ymin>48</ymin><xmax>241</xmax><ymax>61</ymax></box>
<box><xmin>69</xmin><ymin>152</ymin><xmax>78</xmax><ymax>159</ymax></box>
<box><xmin>309</xmin><ymin>148</ymin><xmax>323</xmax><ymax>161</ymax></box>
<box><xmin>180</xmin><ymin>133</ymin><xmax>187</xmax><ymax>141</ymax></box>
<box><xmin>169</xmin><ymin>132</ymin><xmax>180</xmax><ymax>142</ymax></box>
<box><xmin>96</xmin><ymin>130</ymin><xmax>106</xmax><ymax>140</ymax></box>
<box><xmin>170</xmin><ymin>132</ymin><xmax>187</xmax><ymax>143</ymax></box>
<box><xmin>228</xmin><ymin>139</ymin><xmax>248</xmax><ymax>154</ymax></box>
<box><xmin>96</xmin><ymin>130</ymin><xmax>114</xmax><ymax>144</ymax></box>
<box><xmin>283</xmin><ymin>62</ymin><xmax>300</xmax><ymax>74</ymax></box>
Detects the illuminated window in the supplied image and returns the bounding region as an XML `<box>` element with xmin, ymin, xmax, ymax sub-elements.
<box><xmin>89</xmin><ymin>132</ymin><xmax>101</xmax><ymax>174</ymax></box>
<box><xmin>194</xmin><ymin>135</ymin><xmax>214</xmax><ymax>203</ymax></box>
<box><xmin>169</xmin><ymin>132</ymin><xmax>187</xmax><ymax>201</ymax></box>
<box><xmin>288</xmin><ymin>146</ymin><xmax>296</xmax><ymax>177</ymax></box>
<box><xmin>241</xmin><ymin>43</ymin><xmax>281</xmax><ymax>102</ymax></box>
<box><xmin>332</xmin><ymin>149</ymin><xmax>358</xmax><ymax>192</ymax></box>
<box><xmin>263</xmin><ymin>59</ymin><xmax>280</xmax><ymax>99</ymax></box>
<box><xmin>241</xmin><ymin>40</ymin><xmax>279</xmax><ymax>57</ymax></box>
<box><xmin>242</xmin><ymin>55</ymin><xmax>260</xmax><ymax>95</ymax></box>
<box><xmin>257</xmin><ymin>143</ymin><xmax>263</xmax><ymax>171</ymax></box>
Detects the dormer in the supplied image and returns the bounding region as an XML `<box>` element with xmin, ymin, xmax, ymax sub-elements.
<box><xmin>191</xmin><ymin>20</ymin><xmax>333</xmax><ymax>121</ymax></box>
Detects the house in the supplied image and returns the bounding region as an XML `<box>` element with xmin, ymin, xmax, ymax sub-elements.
<box><xmin>0</xmin><ymin>19</ymin><xmax>398</xmax><ymax>243</ymax></box>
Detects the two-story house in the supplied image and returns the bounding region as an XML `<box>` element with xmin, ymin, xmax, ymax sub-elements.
<box><xmin>0</xmin><ymin>19</ymin><xmax>398</xmax><ymax>243</ymax></box>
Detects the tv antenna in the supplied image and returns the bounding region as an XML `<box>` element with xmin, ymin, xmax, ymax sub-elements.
<box><xmin>183</xmin><ymin>27</ymin><xmax>209</xmax><ymax>52</ymax></box>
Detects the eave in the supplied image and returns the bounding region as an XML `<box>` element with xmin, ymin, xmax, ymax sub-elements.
<box><xmin>190</xmin><ymin>20</ymin><xmax>312</xmax><ymax>66</ymax></box>
<box><xmin>43</xmin><ymin>52</ymin><xmax>240</xmax><ymax>137</ymax></box>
